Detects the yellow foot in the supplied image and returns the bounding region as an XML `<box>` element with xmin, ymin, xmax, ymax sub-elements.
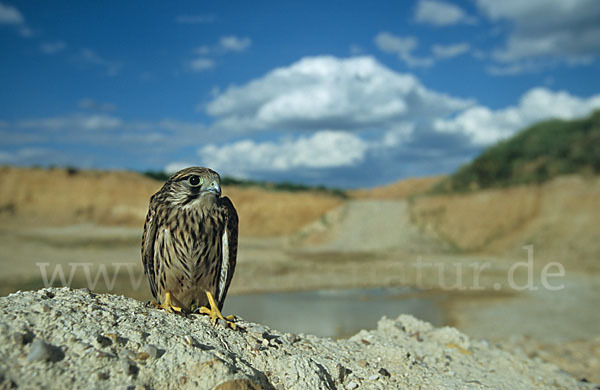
<box><xmin>151</xmin><ymin>291</ymin><xmax>184</xmax><ymax>315</ymax></box>
<box><xmin>195</xmin><ymin>291</ymin><xmax>237</xmax><ymax>330</ymax></box>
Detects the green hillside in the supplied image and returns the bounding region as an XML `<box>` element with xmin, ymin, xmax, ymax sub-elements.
<box><xmin>435</xmin><ymin>109</ymin><xmax>600</xmax><ymax>192</ymax></box>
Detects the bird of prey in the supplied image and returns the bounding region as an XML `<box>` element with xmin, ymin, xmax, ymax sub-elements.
<box><xmin>141</xmin><ymin>167</ymin><xmax>238</xmax><ymax>328</ymax></box>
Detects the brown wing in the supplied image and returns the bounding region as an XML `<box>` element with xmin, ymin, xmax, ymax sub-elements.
<box><xmin>141</xmin><ymin>195</ymin><xmax>159</xmax><ymax>300</ymax></box>
<box><xmin>216</xmin><ymin>196</ymin><xmax>238</xmax><ymax>309</ymax></box>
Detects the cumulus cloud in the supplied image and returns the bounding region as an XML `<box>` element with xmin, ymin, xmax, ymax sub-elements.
<box><xmin>219</xmin><ymin>36</ymin><xmax>252</xmax><ymax>52</ymax></box>
<box><xmin>374</xmin><ymin>33</ymin><xmax>434</xmax><ymax>67</ymax></box>
<box><xmin>434</xmin><ymin>88</ymin><xmax>600</xmax><ymax>145</ymax></box>
<box><xmin>198</xmin><ymin>131</ymin><xmax>369</xmax><ymax>176</ymax></box>
<box><xmin>432</xmin><ymin>43</ymin><xmax>470</xmax><ymax>59</ymax></box>
<box><xmin>415</xmin><ymin>0</ymin><xmax>476</xmax><ymax>26</ymax></box>
<box><xmin>477</xmin><ymin>0</ymin><xmax>600</xmax><ymax>66</ymax></box>
<box><xmin>205</xmin><ymin>55</ymin><xmax>471</xmax><ymax>132</ymax></box>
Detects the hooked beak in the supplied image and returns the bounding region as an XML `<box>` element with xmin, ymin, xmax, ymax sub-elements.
<box><xmin>206</xmin><ymin>181</ymin><xmax>221</xmax><ymax>197</ymax></box>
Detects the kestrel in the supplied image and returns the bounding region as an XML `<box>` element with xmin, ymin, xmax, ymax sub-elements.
<box><xmin>142</xmin><ymin>167</ymin><xmax>238</xmax><ymax>328</ymax></box>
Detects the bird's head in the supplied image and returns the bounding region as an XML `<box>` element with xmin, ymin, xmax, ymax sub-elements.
<box><xmin>161</xmin><ymin>167</ymin><xmax>222</xmax><ymax>208</ymax></box>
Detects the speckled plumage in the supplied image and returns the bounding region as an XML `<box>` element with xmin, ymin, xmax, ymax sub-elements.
<box><xmin>141</xmin><ymin>167</ymin><xmax>238</xmax><ymax>311</ymax></box>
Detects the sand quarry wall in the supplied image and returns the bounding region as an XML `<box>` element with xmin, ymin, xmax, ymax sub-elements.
<box><xmin>410</xmin><ymin>175</ymin><xmax>600</xmax><ymax>264</ymax></box>
<box><xmin>0</xmin><ymin>166</ymin><xmax>342</xmax><ymax>237</ymax></box>
<box><xmin>1</xmin><ymin>166</ymin><xmax>598</xmax><ymax>262</ymax></box>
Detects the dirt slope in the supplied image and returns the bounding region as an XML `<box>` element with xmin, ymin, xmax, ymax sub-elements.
<box><xmin>292</xmin><ymin>199</ymin><xmax>447</xmax><ymax>254</ymax></box>
<box><xmin>411</xmin><ymin>175</ymin><xmax>600</xmax><ymax>264</ymax></box>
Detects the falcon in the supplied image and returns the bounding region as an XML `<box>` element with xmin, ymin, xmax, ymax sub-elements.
<box><xmin>141</xmin><ymin>167</ymin><xmax>238</xmax><ymax>328</ymax></box>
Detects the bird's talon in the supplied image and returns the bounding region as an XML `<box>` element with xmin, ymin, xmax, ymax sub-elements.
<box><xmin>195</xmin><ymin>291</ymin><xmax>237</xmax><ymax>330</ymax></box>
<box><xmin>155</xmin><ymin>292</ymin><xmax>185</xmax><ymax>315</ymax></box>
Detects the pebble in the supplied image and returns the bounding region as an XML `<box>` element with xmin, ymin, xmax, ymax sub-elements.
<box><xmin>249</xmin><ymin>324</ymin><xmax>267</xmax><ymax>335</ymax></box>
<box><xmin>378</xmin><ymin>368</ymin><xmax>391</xmax><ymax>377</ymax></box>
<box><xmin>26</xmin><ymin>339</ymin><xmax>54</xmax><ymax>362</ymax></box>
<box><xmin>96</xmin><ymin>335</ymin><xmax>113</xmax><ymax>348</ymax></box>
<box><xmin>368</xmin><ymin>374</ymin><xmax>379</xmax><ymax>381</ymax></box>
<box><xmin>183</xmin><ymin>335</ymin><xmax>196</xmax><ymax>346</ymax></box>
<box><xmin>346</xmin><ymin>380</ymin><xmax>359</xmax><ymax>389</ymax></box>
<box><xmin>144</xmin><ymin>344</ymin><xmax>160</xmax><ymax>359</ymax></box>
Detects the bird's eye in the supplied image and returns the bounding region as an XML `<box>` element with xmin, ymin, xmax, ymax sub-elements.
<box><xmin>188</xmin><ymin>175</ymin><xmax>202</xmax><ymax>186</ymax></box>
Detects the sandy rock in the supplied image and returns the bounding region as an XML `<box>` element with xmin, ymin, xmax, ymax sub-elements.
<box><xmin>0</xmin><ymin>288</ymin><xmax>595</xmax><ymax>389</ymax></box>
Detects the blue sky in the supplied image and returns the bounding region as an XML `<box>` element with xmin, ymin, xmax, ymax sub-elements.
<box><xmin>1</xmin><ymin>0</ymin><xmax>600</xmax><ymax>187</ymax></box>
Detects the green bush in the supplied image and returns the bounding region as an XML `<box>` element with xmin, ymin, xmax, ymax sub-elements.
<box><xmin>434</xmin><ymin>109</ymin><xmax>600</xmax><ymax>193</ymax></box>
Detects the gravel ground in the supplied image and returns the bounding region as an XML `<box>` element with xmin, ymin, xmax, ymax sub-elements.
<box><xmin>0</xmin><ymin>288</ymin><xmax>595</xmax><ymax>390</ymax></box>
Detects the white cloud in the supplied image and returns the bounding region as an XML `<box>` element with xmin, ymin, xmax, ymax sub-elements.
<box><xmin>434</xmin><ymin>88</ymin><xmax>600</xmax><ymax>145</ymax></box>
<box><xmin>432</xmin><ymin>43</ymin><xmax>470</xmax><ymax>59</ymax></box>
<box><xmin>0</xmin><ymin>2</ymin><xmax>33</xmax><ymax>37</ymax></box>
<box><xmin>165</xmin><ymin>162</ymin><xmax>194</xmax><ymax>174</ymax></box>
<box><xmin>477</xmin><ymin>0</ymin><xmax>600</xmax><ymax>66</ymax></box>
<box><xmin>194</xmin><ymin>36</ymin><xmax>252</xmax><ymax>55</ymax></box>
<box><xmin>415</xmin><ymin>0</ymin><xmax>476</xmax><ymax>26</ymax></box>
<box><xmin>199</xmin><ymin>131</ymin><xmax>369</xmax><ymax>175</ymax></box>
<box><xmin>0</xmin><ymin>2</ymin><xmax>23</xmax><ymax>24</ymax></box>
<box><xmin>485</xmin><ymin>62</ymin><xmax>542</xmax><ymax>76</ymax></box>
<box><xmin>374</xmin><ymin>32</ymin><xmax>434</xmax><ymax>67</ymax></box>
<box><xmin>205</xmin><ymin>55</ymin><xmax>471</xmax><ymax>133</ymax></box>
<box><xmin>0</xmin><ymin>147</ymin><xmax>69</xmax><ymax>165</ymax></box>
<box><xmin>187</xmin><ymin>36</ymin><xmax>251</xmax><ymax>71</ymax></box>
<box><xmin>40</xmin><ymin>41</ymin><xmax>67</xmax><ymax>54</ymax></box>
<box><xmin>219</xmin><ymin>36</ymin><xmax>252</xmax><ymax>52</ymax></box>
<box><xmin>189</xmin><ymin>57</ymin><xmax>215</xmax><ymax>72</ymax></box>
<box><xmin>194</xmin><ymin>45</ymin><xmax>211</xmax><ymax>55</ymax></box>
<box><xmin>380</xmin><ymin>124</ymin><xmax>414</xmax><ymax>148</ymax></box>
<box><xmin>17</xmin><ymin>114</ymin><xmax>123</xmax><ymax>131</ymax></box>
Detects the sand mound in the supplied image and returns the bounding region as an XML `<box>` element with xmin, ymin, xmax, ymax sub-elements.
<box><xmin>0</xmin><ymin>288</ymin><xmax>592</xmax><ymax>389</ymax></box>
